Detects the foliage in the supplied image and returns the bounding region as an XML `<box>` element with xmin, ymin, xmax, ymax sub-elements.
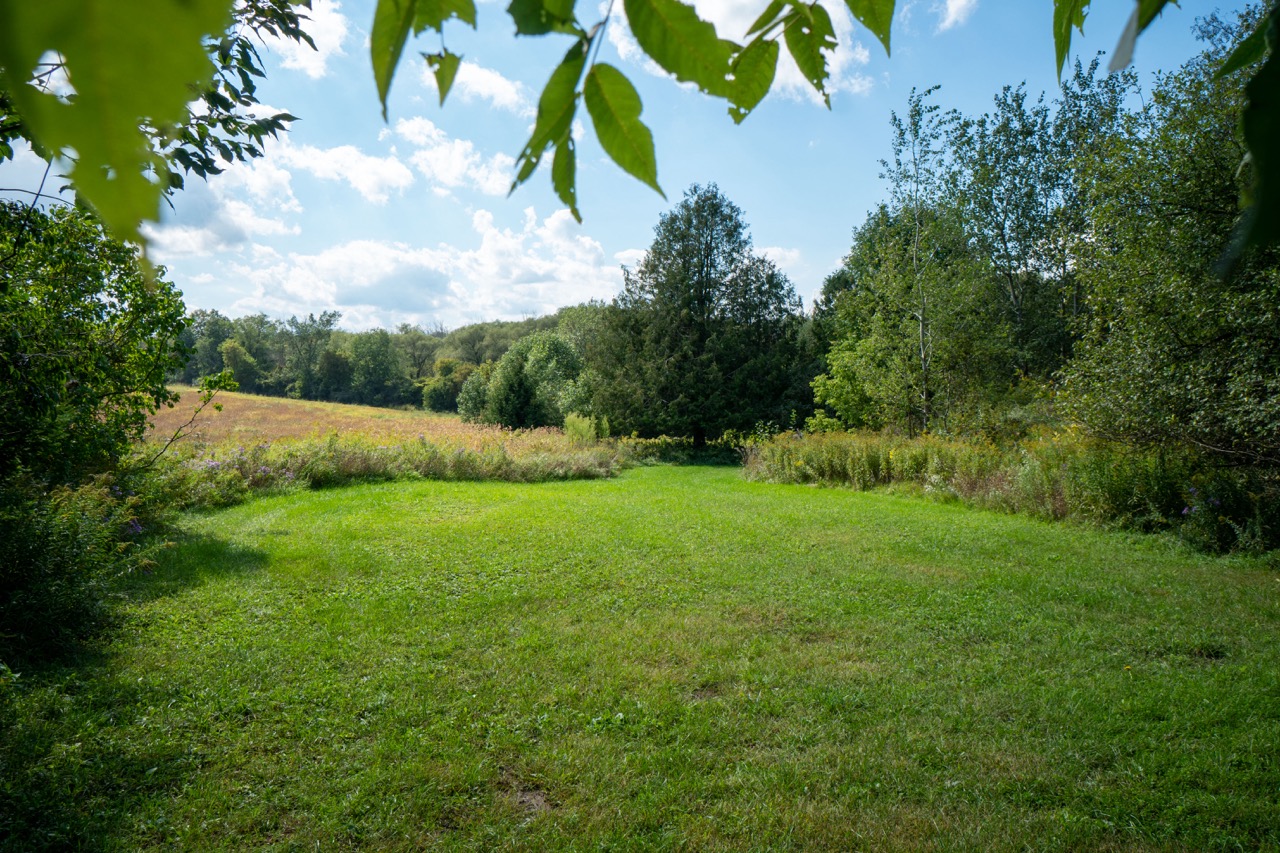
<box><xmin>743</xmin><ymin>428</ymin><xmax>1280</xmax><ymax>551</ymax></box>
<box><xmin>283</xmin><ymin>310</ymin><xmax>341</xmax><ymax>400</ymax></box>
<box><xmin>0</xmin><ymin>476</ymin><xmax>148</xmax><ymax>662</ymax></box>
<box><xmin>5</xmin><ymin>0</ymin><xmax>1277</xmax><ymax>255</ymax></box>
<box><xmin>349</xmin><ymin>328</ymin><xmax>410</xmax><ymax>406</ymax></box>
<box><xmin>473</xmin><ymin>331</ymin><xmax>583</xmax><ymax>429</ymax></box>
<box><xmin>0</xmin><ymin>0</ymin><xmax>311</xmax><ymax>242</ymax></box>
<box><xmin>420</xmin><ymin>357</ymin><xmax>474</xmax><ymax>412</ymax></box>
<box><xmin>563</xmin><ymin>412</ymin><xmax>609</xmax><ymax>446</ymax></box>
<box><xmin>591</xmin><ymin>184</ymin><xmax>810</xmax><ymax>444</ymax></box>
<box><xmin>0</xmin><ymin>202</ymin><xmax>188</xmax><ymax>484</ymax></box>
<box><xmin>1063</xmin><ymin>12</ymin><xmax>1280</xmax><ymax>469</ymax></box>
<box><xmin>456</xmin><ymin>361</ymin><xmax>492</xmax><ymax>423</ymax></box>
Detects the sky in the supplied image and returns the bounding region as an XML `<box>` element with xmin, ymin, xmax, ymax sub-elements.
<box><xmin>2</xmin><ymin>0</ymin><xmax>1251</xmax><ymax>330</ymax></box>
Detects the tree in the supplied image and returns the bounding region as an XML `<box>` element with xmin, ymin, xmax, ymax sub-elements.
<box><xmin>3</xmin><ymin>0</ymin><xmax>1275</xmax><ymax>254</ymax></box>
<box><xmin>350</xmin><ymin>328</ymin><xmax>406</xmax><ymax>406</ymax></box>
<box><xmin>394</xmin><ymin>323</ymin><xmax>440</xmax><ymax>381</ymax></box>
<box><xmin>878</xmin><ymin>87</ymin><xmax>952</xmax><ymax>432</ymax></box>
<box><xmin>284</xmin><ymin>311</ymin><xmax>341</xmax><ymax>400</ymax></box>
<box><xmin>1063</xmin><ymin>12</ymin><xmax>1280</xmax><ymax>467</ymax></box>
<box><xmin>219</xmin><ymin>338</ymin><xmax>260</xmax><ymax>393</ymax></box>
<box><xmin>478</xmin><ymin>331</ymin><xmax>583</xmax><ymax>429</ymax></box>
<box><xmin>0</xmin><ymin>202</ymin><xmax>188</xmax><ymax>483</ymax></box>
<box><xmin>592</xmin><ymin>184</ymin><xmax>806</xmax><ymax>444</ymax></box>
<box><xmin>421</xmin><ymin>357</ymin><xmax>474</xmax><ymax>412</ymax></box>
<box><xmin>949</xmin><ymin>84</ymin><xmax>1068</xmax><ymax>376</ymax></box>
<box><xmin>186</xmin><ymin>309</ymin><xmax>235</xmax><ymax>382</ymax></box>
<box><xmin>812</xmin><ymin>202</ymin><xmax>1004</xmax><ymax>434</ymax></box>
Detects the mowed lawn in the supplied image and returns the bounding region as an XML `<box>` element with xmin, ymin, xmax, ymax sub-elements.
<box><xmin>7</xmin><ymin>467</ymin><xmax>1280</xmax><ymax>851</ymax></box>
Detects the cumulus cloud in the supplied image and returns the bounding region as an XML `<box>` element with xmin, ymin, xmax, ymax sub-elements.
<box><xmin>421</xmin><ymin>61</ymin><xmax>534</xmax><ymax>116</ymax></box>
<box><xmin>143</xmin><ymin>156</ymin><xmax>304</xmax><ymax>259</ymax></box>
<box><xmin>276</xmin><ymin>141</ymin><xmax>415</xmax><ymax>204</ymax></box>
<box><xmin>935</xmin><ymin>0</ymin><xmax>978</xmax><ymax>32</ymax></box>
<box><xmin>395</xmin><ymin>117</ymin><xmax>515</xmax><ymax>196</ymax></box>
<box><xmin>760</xmin><ymin>246</ymin><xmax>804</xmax><ymax>272</ymax></box>
<box><xmin>220</xmin><ymin>157</ymin><xmax>302</xmax><ymax>213</ymax></box>
<box><xmin>605</xmin><ymin>0</ymin><xmax>873</xmax><ymax>104</ymax></box>
<box><xmin>226</xmin><ymin>207</ymin><xmax>625</xmax><ymax>328</ymax></box>
<box><xmin>270</xmin><ymin>0</ymin><xmax>350</xmax><ymax>79</ymax></box>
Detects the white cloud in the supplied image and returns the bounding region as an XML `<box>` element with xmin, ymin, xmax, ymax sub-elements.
<box><xmin>935</xmin><ymin>0</ymin><xmax>977</xmax><ymax>32</ymax></box>
<box><xmin>614</xmin><ymin>248</ymin><xmax>646</xmax><ymax>268</ymax></box>
<box><xmin>226</xmin><ymin>207</ymin><xmax>624</xmax><ymax>328</ymax></box>
<box><xmin>605</xmin><ymin>0</ymin><xmax>873</xmax><ymax>105</ymax></box>
<box><xmin>395</xmin><ymin>117</ymin><xmax>515</xmax><ymax>196</ymax></box>
<box><xmin>422</xmin><ymin>61</ymin><xmax>534</xmax><ymax>116</ymax></box>
<box><xmin>143</xmin><ymin>156</ymin><xmax>303</xmax><ymax>260</ymax></box>
<box><xmin>277</xmin><ymin>141</ymin><xmax>415</xmax><ymax>204</ymax></box>
<box><xmin>220</xmin><ymin>157</ymin><xmax>302</xmax><ymax>213</ymax></box>
<box><xmin>760</xmin><ymin>246</ymin><xmax>803</xmax><ymax>272</ymax></box>
<box><xmin>271</xmin><ymin>0</ymin><xmax>350</xmax><ymax>79</ymax></box>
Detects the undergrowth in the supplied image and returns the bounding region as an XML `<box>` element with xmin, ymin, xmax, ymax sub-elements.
<box><xmin>743</xmin><ymin>430</ymin><xmax>1280</xmax><ymax>552</ymax></box>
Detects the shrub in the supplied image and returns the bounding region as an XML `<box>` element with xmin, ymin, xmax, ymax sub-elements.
<box><xmin>743</xmin><ymin>429</ymin><xmax>1279</xmax><ymax>552</ymax></box>
<box><xmin>0</xmin><ymin>478</ymin><xmax>148</xmax><ymax>661</ymax></box>
<box><xmin>565</xmin><ymin>413</ymin><xmax>609</xmax><ymax>446</ymax></box>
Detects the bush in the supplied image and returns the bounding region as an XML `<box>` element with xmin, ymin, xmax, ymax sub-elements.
<box><xmin>564</xmin><ymin>413</ymin><xmax>609</xmax><ymax>446</ymax></box>
<box><xmin>0</xmin><ymin>478</ymin><xmax>148</xmax><ymax>661</ymax></box>
<box><xmin>742</xmin><ymin>429</ymin><xmax>1280</xmax><ymax>552</ymax></box>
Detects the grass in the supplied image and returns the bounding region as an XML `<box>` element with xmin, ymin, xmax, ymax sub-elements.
<box><xmin>142</xmin><ymin>390</ymin><xmax>625</xmax><ymax>508</ymax></box>
<box><xmin>150</xmin><ymin>386</ymin><xmax>583</xmax><ymax>454</ymax></box>
<box><xmin>3</xmin><ymin>466</ymin><xmax>1278</xmax><ymax>850</ymax></box>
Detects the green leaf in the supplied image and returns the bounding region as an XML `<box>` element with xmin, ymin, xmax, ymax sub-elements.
<box><xmin>552</xmin><ymin>136</ymin><xmax>580</xmax><ymax>222</ymax></box>
<box><xmin>1136</xmin><ymin>0</ymin><xmax>1172</xmax><ymax>32</ymax></box>
<box><xmin>583</xmin><ymin>63</ymin><xmax>662</xmax><ymax>196</ymax></box>
<box><xmin>843</xmin><ymin>0</ymin><xmax>894</xmax><ymax>55</ymax></box>
<box><xmin>622</xmin><ymin>0</ymin><xmax>736</xmax><ymax>98</ymax></box>
<box><xmin>783</xmin><ymin>4</ymin><xmax>838</xmax><ymax>107</ymax></box>
<box><xmin>511</xmin><ymin>40</ymin><xmax>587</xmax><ymax>195</ymax></box>
<box><xmin>415</xmin><ymin>0</ymin><xmax>477</xmax><ymax>31</ymax></box>
<box><xmin>508</xmin><ymin>0</ymin><xmax>579</xmax><ymax>36</ymax></box>
<box><xmin>745</xmin><ymin>0</ymin><xmax>787</xmax><ymax>38</ymax></box>
<box><xmin>0</xmin><ymin>0</ymin><xmax>235</xmax><ymax>242</ymax></box>
<box><xmin>1109</xmin><ymin>0</ymin><xmax>1173</xmax><ymax>72</ymax></box>
<box><xmin>425</xmin><ymin>50</ymin><xmax>462</xmax><ymax>105</ymax></box>
<box><xmin>1052</xmin><ymin>0</ymin><xmax>1089</xmax><ymax>77</ymax></box>
<box><xmin>728</xmin><ymin>36</ymin><xmax>779</xmax><ymax>124</ymax></box>
<box><xmin>371</xmin><ymin>0</ymin><xmax>417</xmax><ymax>118</ymax></box>
<box><xmin>1218</xmin><ymin>15</ymin><xmax>1269</xmax><ymax>79</ymax></box>
<box><xmin>1238</xmin><ymin>13</ymin><xmax>1280</xmax><ymax>251</ymax></box>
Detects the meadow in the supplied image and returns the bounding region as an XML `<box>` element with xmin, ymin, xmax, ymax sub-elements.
<box><xmin>3</xmin><ymin>404</ymin><xmax>1279</xmax><ymax>849</ymax></box>
<box><xmin>142</xmin><ymin>389</ymin><xmax>627</xmax><ymax>509</ymax></box>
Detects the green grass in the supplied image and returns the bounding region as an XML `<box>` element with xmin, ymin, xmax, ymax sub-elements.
<box><xmin>4</xmin><ymin>467</ymin><xmax>1279</xmax><ymax>850</ymax></box>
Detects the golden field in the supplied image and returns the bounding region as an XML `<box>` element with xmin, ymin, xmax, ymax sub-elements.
<box><xmin>149</xmin><ymin>386</ymin><xmax>572</xmax><ymax>453</ymax></box>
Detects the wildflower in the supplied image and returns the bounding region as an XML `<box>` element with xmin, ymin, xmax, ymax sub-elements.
<box><xmin>127</xmin><ymin>519</ymin><xmax>144</xmax><ymax>535</ymax></box>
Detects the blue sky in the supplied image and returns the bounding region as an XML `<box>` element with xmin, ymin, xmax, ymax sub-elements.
<box><xmin>6</xmin><ymin>1</ymin><xmax>1249</xmax><ymax>329</ymax></box>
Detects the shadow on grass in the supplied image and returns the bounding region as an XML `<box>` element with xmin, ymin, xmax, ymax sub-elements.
<box><xmin>0</xmin><ymin>535</ymin><xmax>268</xmax><ymax>852</ymax></box>
<box><xmin>121</xmin><ymin>530</ymin><xmax>270</xmax><ymax>604</ymax></box>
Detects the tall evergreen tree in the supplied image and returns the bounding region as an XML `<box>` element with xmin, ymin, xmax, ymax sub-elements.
<box><xmin>593</xmin><ymin>184</ymin><xmax>806</xmax><ymax>444</ymax></box>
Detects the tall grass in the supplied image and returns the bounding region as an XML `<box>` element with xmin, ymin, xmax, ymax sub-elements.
<box><xmin>141</xmin><ymin>433</ymin><xmax>628</xmax><ymax>511</ymax></box>
<box><xmin>743</xmin><ymin>430</ymin><xmax>1280</xmax><ymax>551</ymax></box>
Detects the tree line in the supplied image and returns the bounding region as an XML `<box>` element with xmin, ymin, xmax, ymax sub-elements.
<box><xmin>191</xmin><ymin>8</ymin><xmax>1280</xmax><ymax>475</ymax></box>
<box><xmin>809</xmin><ymin>10</ymin><xmax>1280</xmax><ymax>471</ymax></box>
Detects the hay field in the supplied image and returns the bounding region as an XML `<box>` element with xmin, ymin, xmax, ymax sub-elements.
<box><xmin>149</xmin><ymin>387</ymin><xmax>568</xmax><ymax>453</ymax></box>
